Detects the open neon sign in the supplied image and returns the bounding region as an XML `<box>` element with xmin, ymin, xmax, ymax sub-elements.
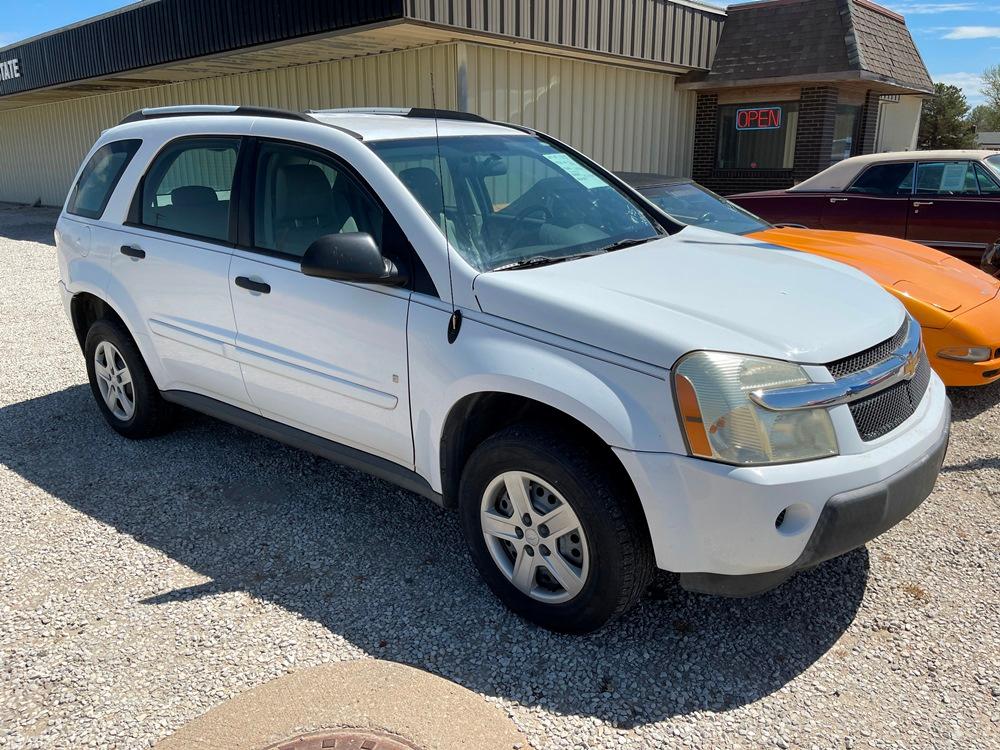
<box><xmin>735</xmin><ymin>106</ymin><xmax>782</xmax><ymax>130</ymax></box>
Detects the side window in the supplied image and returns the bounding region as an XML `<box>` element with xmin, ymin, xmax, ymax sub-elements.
<box><xmin>139</xmin><ymin>137</ymin><xmax>240</xmax><ymax>242</ymax></box>
<box><xmin>915</xmin><ymin>161</ymin><xmax>979</xmax><ymax>196</ymax></box>
<box><xmin>974</xmin><ymin>163</ymin><xmax>1000</xmax><ymax>195</ymax></box>
<box><xmin>846</xmin><ymin>162</ymin><xmax>914</xmax><ymax>196</ymax></box>
<box><xmin>253</xmin><ymin>141</ymin><xmax>383</xmax><ymax>259</ymax></box>
<box><xmin>67</xmin><ymin>139</ymin><xmax>141</xmax><ymax>219</ymax></box>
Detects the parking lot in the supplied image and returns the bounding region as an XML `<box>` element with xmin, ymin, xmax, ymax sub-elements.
<box><xmin>1</xmin><ymin>203</ymin><xmax>997</xmax><ymax>749</ymax></box>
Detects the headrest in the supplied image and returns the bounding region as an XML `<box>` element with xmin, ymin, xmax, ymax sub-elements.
<box><xmin>400</xmin><ymin>167</ymin><xmax>444</xmax><ymax>216</ymax></box>
<box><xmin>275</xmin><ymin>164</ymin><xmax>332</xmax><ymax>220</ymax></box>
<box><xmin>171</xmin><ymin>185</ymin><xmax>218</xmax><ymax>207</ymax></box>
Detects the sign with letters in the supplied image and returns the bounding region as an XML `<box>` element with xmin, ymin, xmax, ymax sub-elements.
<box><xmin>735</xmin><ymin>106</ymin><xmax>782</xmax><ymax>131</ymax></box>
<box><xmin>0</xmin><ymin>58</ymin><xmax>21</xmax><ymax>82</ymax></box>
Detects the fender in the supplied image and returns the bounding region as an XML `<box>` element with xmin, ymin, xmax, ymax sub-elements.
<box><xmin>407</xmin><ymin>299</ymin><xmax>686</xmax><ymax>494</ymax></box>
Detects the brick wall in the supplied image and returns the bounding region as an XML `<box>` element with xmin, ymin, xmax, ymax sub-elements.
<box><xmin>793</xmin><ymin>85</ymin><xmax>839</xmax><ymax>181</ymax></box>
<box><xmin>858</xmin><ymin>90</ymin><xmax>881</xmax><ymax>155</ymax></box>
<box><xmin>692</xmin><ymin>93</ymin><xmax>719</xmax><ymax>185</ymax></box>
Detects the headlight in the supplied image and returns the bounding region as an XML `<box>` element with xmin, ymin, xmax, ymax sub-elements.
<box><xmin>937</xmin><ymin>346</ymin><xmax>992</xmax><ymax>362</ymax></box>
<box><xmin>673</xmin><ymin>351</ymin><xmax>838</xmax><ymax>465</ymax></box>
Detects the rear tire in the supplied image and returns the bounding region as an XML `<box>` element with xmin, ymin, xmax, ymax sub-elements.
<box><xmin>458</xmin><ymin>424</ymin><xmax>653</xmax><ymax>633</ymax></box>
<box><xmin>84</xmin><ymin>318</ymin><xmax>174</xmax><ymax>439</ymax></box>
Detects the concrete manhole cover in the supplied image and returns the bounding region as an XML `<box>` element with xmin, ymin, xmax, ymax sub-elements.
<box><xmin>265</xmin><ymin>729</ymin><xmax>424</xmax><ymax>750</ymax></box>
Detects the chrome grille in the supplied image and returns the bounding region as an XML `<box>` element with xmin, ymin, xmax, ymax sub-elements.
<box><xmin>848</xmin><ymin>351</ymin><xmax>932</xmax><ymax>441</ymax></box>
<box><xmin>826</xmin><ymin>320</ymin><xmax>909</xmax><ymax>379</ymax></box>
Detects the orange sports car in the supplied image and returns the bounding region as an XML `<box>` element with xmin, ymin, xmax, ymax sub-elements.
<box><xmin>622</xmin><ymin>173</ymin><xmax>1000</xmax><ymax>387</ymax></box>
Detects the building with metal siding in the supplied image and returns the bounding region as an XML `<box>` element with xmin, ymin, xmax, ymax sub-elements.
<box><xmin>0</xmin><ymin>0</ymin><xmax>723</xmax><ymax>206</ymax></box>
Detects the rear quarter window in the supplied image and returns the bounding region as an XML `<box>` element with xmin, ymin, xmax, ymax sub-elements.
<box><xmin>67</xmin><ymin>139</ymin><xmax>142</xmax><ymax>220</ymax></box>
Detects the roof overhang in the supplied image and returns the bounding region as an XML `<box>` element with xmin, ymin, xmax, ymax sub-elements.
<box><xmin>678</xmin><ymin>69</ymin><xmax>934</xmax><ymax>96</ymax></box>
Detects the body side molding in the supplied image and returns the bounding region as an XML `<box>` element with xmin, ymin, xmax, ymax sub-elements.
<box><xmin>161</xmin><ymin>390</ymin><xmax>442</xmax><ymax>506</ymax></box>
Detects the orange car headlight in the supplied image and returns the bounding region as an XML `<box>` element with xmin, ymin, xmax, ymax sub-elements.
<box><xmin>937</xmin><ymin>346</ymin><xmax>992</xmax><ymax>362</ymax></box>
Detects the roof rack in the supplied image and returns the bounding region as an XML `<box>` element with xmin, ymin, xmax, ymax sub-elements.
<box><xmin>310</xmin><ymin>107</ymin><xmax>491</xmax><ymax>123</ymax></box>
<box><xmin>118</xmin><ymin>105</ymin><xmax>317</xmax><ymax>126</ymax></box>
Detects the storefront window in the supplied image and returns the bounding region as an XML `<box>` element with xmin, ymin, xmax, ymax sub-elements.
<box><xmin>717</xmin><ymin>103</ymin><xmax>798</xmax><ymax>170</ymax></box>
<box><xmin>831</xmin><ymin>104</ymin><xmax>861</xmax><ymax>162</ymax></box>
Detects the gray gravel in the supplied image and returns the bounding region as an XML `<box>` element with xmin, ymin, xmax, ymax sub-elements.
<box><xmin>1</xmin><ymin>203</ymin><xmax>998</xmax><ymax>750</ymax></box>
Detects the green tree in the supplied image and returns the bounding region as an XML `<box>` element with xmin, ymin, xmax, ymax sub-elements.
<box><xmin>918</xmin><ymin>83</ymin><xmax>977</xmax><ymax>149</ymax></box>
<box><xmin>982</xmin><ymin>64</ymin><xmax>1000</xmax><ymax>111</ymax></box>
<box><xmin>970</xmin><ymin>103</ymin><xmax>1000</xmax><ymax>133</ymax></box>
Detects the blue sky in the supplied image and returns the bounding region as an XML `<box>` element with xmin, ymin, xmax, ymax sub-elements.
<box><xmin>1</xmin><ymin>0</ymin><xmax>998</xmax><ymax>105</ymax></box>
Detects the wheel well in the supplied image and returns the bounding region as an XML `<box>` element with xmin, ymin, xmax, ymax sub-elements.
<box><xmin>70</xmin><ymin>293</ymin><xmax>127</xmax><ymax>351</ymax></box>
<box><xmin>439</xmin><ymin>392</ymin><xmax>635</xmax><ymax>509</ymax></box>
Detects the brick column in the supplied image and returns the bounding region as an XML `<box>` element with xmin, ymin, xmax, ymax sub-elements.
<box><xmin>793</xmin><ymin>86</ymin><xmax>839</xmax><ymax>182</ymax></box>
<box><xmin>857</xmin><ymin>90</ymin><xmax>881</xmax><ymax>155</ymax></box>
<box><xmin>692</xmin><ymin>93</ymin><xmax>718</xmax><ymax>183</ymax></box>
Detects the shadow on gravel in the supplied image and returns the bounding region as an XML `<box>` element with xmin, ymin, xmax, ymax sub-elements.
<box><xmin>947</xmin><ymin>381</ymin><xmax>1000</xmax><ymax>423</ymax></box>
<box><xmin>0</xmin><ymin>206</ymin><xmax>58</xmax><ymax>246</ymax></box>
<box><xmin>0</xmin><ymin>385</ymin><xmax>868</xmax><ymax>727</ymax></box>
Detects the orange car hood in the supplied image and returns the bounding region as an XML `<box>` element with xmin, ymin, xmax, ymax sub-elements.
<box><xmin>751</xmin><ymin>227</ymin><xmax>1000</xmax><ymax>320</ymax></box>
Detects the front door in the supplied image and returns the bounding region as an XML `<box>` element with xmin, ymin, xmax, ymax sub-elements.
<box><xmin>228</xmin><ymin>140</ymin><xmax>413</xmax><ymax>466</ymax></box>
<box><xmin>906</xmin><ymin>161</ymin><xmax>1000</xmax><ymax>263</ymax></box>
<box><xmin>110</xmin><ymin>136</ymin><xmax>252</xmax><ymax>408</ymax></box>
<box><xmin>820</xmin><ymin>161</ymin><xmax>914</xmax><ymax>237</ymax></box>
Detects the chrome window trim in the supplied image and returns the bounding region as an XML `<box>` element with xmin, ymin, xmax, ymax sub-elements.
<box><xmin>749</xmin><ymin>317</ymin><xmax>923</xmax><ymax>412</ymax></box>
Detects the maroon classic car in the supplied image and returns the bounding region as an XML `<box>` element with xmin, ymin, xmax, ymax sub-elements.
<box><xmin>729</xmin><ymin>150</ymin><xmax>1000</xmax><ymax>272</ymax></box>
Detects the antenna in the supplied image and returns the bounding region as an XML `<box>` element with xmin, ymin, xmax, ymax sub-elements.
<box><xmin>429</xmin><ymin>64</ymin><xmax>462</xmax><ymax>343</ymax></box>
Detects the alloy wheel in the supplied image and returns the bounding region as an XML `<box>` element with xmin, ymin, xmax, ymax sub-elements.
<box><xmin>93</xmin><ymin>341</ymin><xmax>135</xmax><ymax>421</ymax></box>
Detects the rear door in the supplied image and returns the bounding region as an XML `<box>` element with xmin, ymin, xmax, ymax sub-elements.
<box><xmin>111</xmin><ymin>136</ymin><xmax>252</xmax><ymax>408</ymax></box>
<box><xmin>820</xmin><ymin>161</ymin><xmax>913</xmax><ymax>236</ymax></box>
<box><xmin>906</xmin><ymin>161</ymin><xmax>995</xmax><ymax>263</ymax></box>
<box><xmin>228</xmin><ymin>138</ymin><xmax>413</xmax><ymax>466</ymax></box>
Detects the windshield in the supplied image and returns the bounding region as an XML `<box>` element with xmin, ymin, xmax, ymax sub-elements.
<box><xmin>986</xmin><ymin>155</ymin><xmax>1000</xmax><ymax>181</ymax></box>
<box><xmin>370</xmin><ymin>135</ymin><xmax>662</xmax><ymax>271</ymax></box>
<box><xmin>637</xmin><ymin>181</ymin><xmax>770</xmax><ymax>235</ymax></box>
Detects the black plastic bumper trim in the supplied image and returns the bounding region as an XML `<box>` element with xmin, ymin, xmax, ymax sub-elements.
<box><xmin>679</xmin><ymin>400</ymin><xmax>951</xmax><ymax>597</ymax></box>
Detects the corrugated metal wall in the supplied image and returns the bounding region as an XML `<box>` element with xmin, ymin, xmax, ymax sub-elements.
<box><xmin>407</xmin><ymin>0</ymin><xmax>724</xmax><ymax>70</ymax></box>
<box><xmin>464</xmin><ymin>44</ymin><xmax>695</xmax><ymax>176</ymax></box>
<box><xmin>0</xmin><ymin>42</ymin><xmax>693</xmax><ymax>206</ymax></box>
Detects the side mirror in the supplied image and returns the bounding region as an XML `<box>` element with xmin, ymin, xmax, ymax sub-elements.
<box><xmin>300</xmin><ymin>233</ymin><xmax>407</xmax><ymax>286</ymax></box>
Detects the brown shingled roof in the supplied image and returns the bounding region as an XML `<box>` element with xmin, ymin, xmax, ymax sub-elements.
<box><xmin>682</xmin><ymin>0</ymin><xmax>933</xmax><ymax>94</ymax></box>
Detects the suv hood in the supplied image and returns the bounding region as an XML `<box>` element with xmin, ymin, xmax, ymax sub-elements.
<box><xmin>751</xmin><ymin>227</ymin><xmax>1000</xmax><ymax>322</ymax></box>
<box><xmin>473</xmin><ymin>226</ymin><xmax>905</xmax><ymax>369</ymax></box>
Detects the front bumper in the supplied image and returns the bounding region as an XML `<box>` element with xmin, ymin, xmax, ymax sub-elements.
<box><xmin>614</xmin><ymin>373</ymin><xmax>951</xmax><ymax>584</ymax></box>
<box><xmin>679</xmin><ymin>402</ymin><xmax>949</xmax><ymax>596</ymax></box>
<box><xmin>923</xmin><ymin>301</ymin><xmax>1000</xmax><ymax>386</ymax></box>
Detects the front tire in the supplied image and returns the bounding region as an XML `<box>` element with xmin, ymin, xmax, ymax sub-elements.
<box><xmin>84</xmin><ymin>318</ymin><xmax>174</xmax><ymax>439</ymax></box>
<box><xmin>458</xmin><ymin>425</ymin><xmax>653</xmax><ymax>633</ymax></box>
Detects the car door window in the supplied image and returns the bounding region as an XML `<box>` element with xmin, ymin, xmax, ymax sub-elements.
<box><xmin>846</xmin><ymin>162</ymin><xmax>914</xmax><ymax>196</ymax></box>
<box><xmin>139</xmin><ymin>137</ymin><xmax>241</xmax><ymax>242</ymax></box>
<box><xmin>915</xmin><ymin>161</ymin><xmax>978</xmax><ymax>196</ymax></box>
<box><xmin>974</xmin><ymin>163</ymin><xmax>1000</xmax><ymax>195</ymax></box>
<box><xmin>252</xmin><ymin>142</ymin><xmax>383</xmax><ymax>259</ymax></box>
<box><xmin>67</xmin><ymin>139</ymin><xmax>142</xmax><ymax>219</ymax></box>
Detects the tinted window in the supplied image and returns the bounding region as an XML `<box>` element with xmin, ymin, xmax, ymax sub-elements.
<box><xmin>846</xmin><ymin>163</ymin><xmax>914</xmax><ymax>196</ymax></box>
<box><xmin>717</xmin><ymin>103</ymin><xmax>799</xmax><ymax>170</ymax></box>
<box><xmin>640</xmin><ymin>182</ymin><xmax>769</xmax><ymax>235</ymax></box>
<box><xmin>140</xmin><ymin>137</ymin><xmax>240</xmax><ymax>242</ymax></box>
<box><xmin>915</xmin><ymin>161</ymin><xmax>979</xmax><ymax>195</ymax></box>
<box><xmin>253</xmin><ymin>142</ymin><xmax>383</xmax><ymax>259</ymax></box>
<box><xmin>831</xmin><ymin>105</ymin><xmax>861</xmax><ymax>163</ymax></box>
<box><xmin>974</xmin><ymin>162</ymin><xmax>1000</xmax><ymax>195</ymax></box>
<box><xmin>67</xmin><ymin>139</ymin><xmax>141</xmax><ymax>219</ymax></box>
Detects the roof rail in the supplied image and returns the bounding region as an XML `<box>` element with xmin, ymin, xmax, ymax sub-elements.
<box><xmin>310</xmin><ymin>107</ymin><xmax>491</xmax><ymax>123</ymax></box>
<box><xmin>118</xmin><ymin>105</ymin><xmax>318</xmax><ymax>126</ymax></box>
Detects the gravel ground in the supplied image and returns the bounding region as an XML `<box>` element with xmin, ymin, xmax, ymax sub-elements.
<box><xmin>1</xmin><ymin>204</ymin><xmax>998</xmax><ymax>750</ymax></box>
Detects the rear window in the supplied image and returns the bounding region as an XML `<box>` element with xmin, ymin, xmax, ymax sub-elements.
<box><xmin>846</xmin><ymin>162</ymin><xmax>914</xmax><ymax>196</ymax></box>
<box><xmin>67</xmin><ymin>139</ymin><xmax>142</xmax><ymax>219</ymax></box>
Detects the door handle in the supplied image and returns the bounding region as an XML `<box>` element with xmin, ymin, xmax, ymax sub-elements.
<box><xmin>120</xmin><ymin>245</ymin><xmax>145</xmax><ymax>259</ymax></box>
<box><xmin>828</xmin><ymin>197</ymin><xmax>849</xmax><ymax>203</ymax></box>
<box><xmin>912</xmin><ymin>201</ymin><xmax>934</xmax><ymax>207</ymax></box>
<box><xmin>235</xmin><ymin>276</ymin><xmax>271</xmax><ymax>294</ymax></box>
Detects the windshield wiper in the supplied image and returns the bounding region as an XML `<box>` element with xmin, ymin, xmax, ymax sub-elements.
<box><xmin>596</xmin><ymin>236</ymin><xmax>657</xmax><ymax>253</ymax></box>
<box><xmin>493</xmin><ymin>251</ymin><xmax>601</xmax><ymax>271</ymax></box>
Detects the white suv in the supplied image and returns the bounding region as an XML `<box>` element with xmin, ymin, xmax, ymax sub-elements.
<box><xmin>56</xmin><ymin>105</ymin><xmax>950</xmax><ymax>632</ymax></box>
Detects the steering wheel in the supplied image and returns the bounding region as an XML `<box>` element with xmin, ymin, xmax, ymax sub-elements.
<box><xmin>498</xmin><ymin>205</ymin><xmax>553</xmax><ymax>251</ymax></box>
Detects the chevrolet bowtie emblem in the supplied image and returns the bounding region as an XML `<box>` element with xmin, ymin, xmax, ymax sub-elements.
<box><xmin>900</xmin><ymin>349</ymin><xmax>920</xmax><ymax>379</ymax></box>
